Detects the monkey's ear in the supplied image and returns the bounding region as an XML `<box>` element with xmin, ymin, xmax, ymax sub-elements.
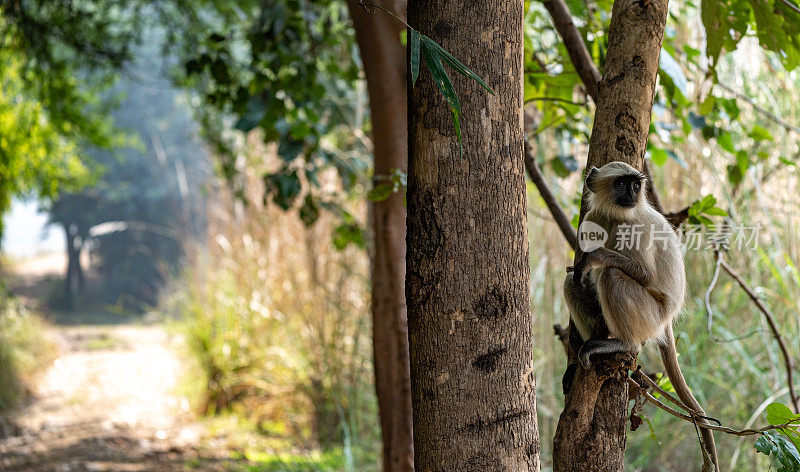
<box><xmin>585</xmin><ymin>166</ymin><xmax>599</xmax><ymax>192</ymax></box>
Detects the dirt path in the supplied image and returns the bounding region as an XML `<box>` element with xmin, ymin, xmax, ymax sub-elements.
<box><xmin>0</xmin><ymin>324</ymin><xmax>228</xmax><ymax>472</ymax></box>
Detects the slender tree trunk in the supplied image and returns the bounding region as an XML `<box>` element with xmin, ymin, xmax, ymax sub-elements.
<box><xmin>63</xmin><ymin>223</ymin><xmax>76</xmax><ymax>309</ymax></box>
<box><xmin>406</xmin><ymin>1</ymin><xmax>540</xmax><ymax>470</ymax></box>
<box><xmin>346</xmin><ymin>3</ymin><xmax>414</xmax><ymax>472</ymax></box>
<box><xmin>552</xmin><ymin>1</ymin><xmax>669</xmax><ymax>471</ymax></box>
<box><xmin>76</xmin><ymin>236</ymin><xmax>85</xmax><ymax>294</ymax></box>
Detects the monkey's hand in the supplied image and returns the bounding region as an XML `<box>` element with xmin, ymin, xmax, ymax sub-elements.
<box><xmin>572</xmin><ymin>252</ymin><xmax>594</xmax><ymax>287</ymax></box>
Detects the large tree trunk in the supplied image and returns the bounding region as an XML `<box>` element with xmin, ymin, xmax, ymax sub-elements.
<box><xmin>406</xmin><ymin>1</ymin><xmax>540</xmax><ymax>470</ymax></box>
<box><xmin>552</xmin><ymin>1</ymin><xmax>669</xmax><ymax>471</ymax></box>
<box><xmin>346</xmin><ymin>3</ymin><xmax>414</xmax><ymax>472</ymax></box>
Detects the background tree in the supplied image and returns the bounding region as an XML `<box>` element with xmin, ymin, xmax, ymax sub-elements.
<box><xmin>345</xmin><ymin>2</ymin><xmax>414</xmax><ymax>471</ymax></box>
<box><xmin>406</xmin><ymin>0</ymin><xmax>540</xmax><ymax>470</ymax></box>
<box><xmin>44</xmin><ymin>24</ymin><xmax>209</xmax><ymax>311</ymax></box>
<box><xmin>168</xmin><ymin>1</ymin><xmax>415</xmax><ymax>468</ymax></box>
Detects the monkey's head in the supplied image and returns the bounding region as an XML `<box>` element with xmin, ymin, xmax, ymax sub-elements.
<box><xmin>584</xmin><ymin>161</ymin><xmax>648</xmax><ymax>217</ymax></box>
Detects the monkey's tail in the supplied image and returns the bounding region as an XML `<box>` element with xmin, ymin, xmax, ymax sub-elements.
<box><xmin>658</xmin><ymin>323</ymin><xmax>720</xmax><ymax>472</ymax></box>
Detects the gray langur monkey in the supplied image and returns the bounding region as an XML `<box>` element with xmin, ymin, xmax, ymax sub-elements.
<box><xmin>564</xmin><ymin>161</ymin><xmax>719</xmax><ymax>470</ymax></box>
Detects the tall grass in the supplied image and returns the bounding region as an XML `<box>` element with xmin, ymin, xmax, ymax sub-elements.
<box><xmin>166</xmin><ymin>164</ymin><xmax>379</xmax><ymax>469</ymax></box>
<box><xmin>0</xmin><ymin>295</ymin><xmax>55</xmax><ymax>413</ymax></box>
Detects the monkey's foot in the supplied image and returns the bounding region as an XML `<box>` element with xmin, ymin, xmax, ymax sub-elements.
<box><xmin>579</xmin><ymin>339</ymin><xmax>629</xmax><ymax>369</ymax></box>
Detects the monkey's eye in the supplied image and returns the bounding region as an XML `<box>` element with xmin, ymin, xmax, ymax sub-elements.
<box><xmin>633</xmin><ymin>182</ymin><xmax>641</xmax><ymax>191</ymax></box>
<box><xmin>615</xmin><ymin>181</ymin><xmax>625</xmax><ymax>189</ymax></box>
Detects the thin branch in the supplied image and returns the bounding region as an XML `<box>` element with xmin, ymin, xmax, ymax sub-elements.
<box><xmin>704</xmin><ymin>251</ymin><xmax>724</xmax><ymax>340</ymax></box>
<box><xmin>628</xmin><ymin>375</ymin><xmax>800</xmax><ymax>437</ymax></box>
<box><xmin>664</xmin><ymin>207</ymin><xmax>690</xmax><ymax>227</ymax></box>
<box><xmin>542</xmin><ymin>0</ymin><xmax>600</xmax><ymax>102</ymax></box>
<box><xmin>524</xmin><ymin>139</ymin><xmax>578</xmax><ymax>251</ymax></box>
<box><xmin>525</xmin><ymin>96</ymin><xmax>587</xmax><ymax>107</ymax></box>
<box><xmin>720</xmin><ymin>258</ymin><xmax>800</xmax><ymax>413</ymax></box>
<box><xmin>779</xmin><ymin>0</ymin><xmax>800</xmax><ymax>17</ymax></box>
<box><xmin>358</xmin><ymin>1</ymin><xmax>411</xmax><ymax>29</ymax></box>
<box><xmin>643</xmin><ymin>159</ymin><xmax>665</xmax><ymax>212</ymax></box>
<box><xmin>714</xmin><ymin>81</ymin><xmax>800</xmax><ymax>134</ymax></box>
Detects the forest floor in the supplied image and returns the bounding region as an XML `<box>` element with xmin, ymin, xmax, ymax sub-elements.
<box><xmin>0</xmin><ymin>255</ymin><xmax>236</xmax><ymax>472</ymax></box>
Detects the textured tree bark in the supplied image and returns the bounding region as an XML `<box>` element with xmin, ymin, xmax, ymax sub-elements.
<box><xmin>552</xmin><ymin>1</ymin><xmax>669</xmax><ymax>471</ymax></box>
<box><xmin>346</xmin><ymin>3</ymin><xmax>414</xmax><ymax>472</ymax></box>
<box><xmin>406</xmin><ymin>1</ymin><xmax>540</xmax><ymax>470</ymax></box>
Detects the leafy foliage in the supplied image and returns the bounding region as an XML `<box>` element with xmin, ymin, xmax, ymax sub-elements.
<box><xmin>173</xmin><ymin>0</ymin><xmax>368</xmax><ymax>234</ymax></box>
<box><xmin>702</xmin><ymin>0</ymin><xmax>800</xmax><ymax>70</ymax></box>
<box><xmin>687</xmin><ymin>195</ymin><xmax>728</xmax><ymax>226</ymax></box>
<box><xmin>754</xmin><ymin>402</ymin><xmax>800</xmax><ymax>471</ymax></box>
<box><xmin>366</xmin><ymin>169</ymin><xmax>407</xmax><ymax>202</ymax></box>
<box><xmin>0</xmin><ymin>1</ymin><xmax>150</xmax><ymax>238</ymax></box>
<box><xmin>0</xmin><ymin>48</ymin><xmax>92</xmax><ymax>237</ymax></box>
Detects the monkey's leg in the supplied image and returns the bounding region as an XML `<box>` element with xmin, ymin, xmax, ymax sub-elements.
<box><xmin>562</xmin><ymin>274</ymin><xmax>603</xmax><ymax>391</ymax></box>
<box><xmin>580</xmin><ymin>267</ymin><xmax>665</xmax><ymax>368</ymax></box>
<box><xmin>562</xmin><ymin>273</ymin><xmax>602</xmax><ymax>345</ymax></box>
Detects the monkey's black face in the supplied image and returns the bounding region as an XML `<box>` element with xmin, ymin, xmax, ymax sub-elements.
<box><xmin>612</xmin><ymin>175</ymin><xmax>643</xmax><ymax>208</ymax></box>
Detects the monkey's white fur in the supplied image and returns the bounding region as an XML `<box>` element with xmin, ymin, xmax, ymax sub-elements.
<box><xmin>578</xmin><ymin>161</ymin><xmax>685</xmax><ymax>347</ymax></box>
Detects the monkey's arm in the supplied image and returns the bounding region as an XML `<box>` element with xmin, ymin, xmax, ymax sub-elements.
<box><xmin>573</xmin><ymin>247</ymin><xmax>653</xmax><ymax>287</ymax></box>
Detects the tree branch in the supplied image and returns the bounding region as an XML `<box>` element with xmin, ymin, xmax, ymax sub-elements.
<box><xmin>524</xmin><ymin>141</ymin><xmax>578</xmax><ymax>250</ymax></box>
<box><xmin>542</xmin><ymin>0</ymin><xmax>600</xmax><ymax>102</ymax></box>
<box><xmin>714</xmin><ymin>81</ymin><xmax>800</xmax><ymax>134</ymax></box>
<box><xmin>720</xmin><ymin>258</ymin><xmax>800</xmax><ymax>413</ymax></box>
<box><xmin>629</xmin><ymin>373</ymin><xmax>800</xmax><ymax>437</ymax></box>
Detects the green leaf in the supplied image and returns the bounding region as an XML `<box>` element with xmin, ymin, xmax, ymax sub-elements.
<box><xmin>235</xmin><ymin>97</ymin><xmax>268</xmax><ymax>132</ymax></box>
<box><xmin>551</xmin><ymin>155</ymin><xmax>578</xmax><ymax>177</ymax></box>
<box><xmin>755</xmin><ymin>430</ymin><xmax>800</xmax><ymax>472</ymax></box>
<box><xmin>650</xmin><ymin>148</ymin><xmax>669</xmax><ymax>166</ymax></box>
<box><xmin>659</xmin><ymin>48</ymin><xmax>687</xmax><ymax>96</ymax></box>
<box><xmin>749</xmin><ymin>125</ymin><xmax>774</xmax><ymax>142</ymax></box>
<box><xmin>299</xmin><ymin>194</ymin><xmax>320</xmax><ymax>226</ymax></box>
<box><xmin>704</xmin><ymin>207</ymin><xmax>728</xmax><ymax>216</ymax></box>
<box><xmin>367</xmin><ymin>183</ymin><xmax>395</xmax><ymax>202</ymax></box>
<box><xmin>699</xmin><ymin>95</ymin><xmax>716</xmax><ymax>116</ymax></box>
<box><xmin>717</xmin><ymin>131</ymin><xmax>735</xmax><ymax>153</ymax></box>
<box><xmin>410</xmin><ymin>29</ymin><xmax>421</xmax><ymax>87</ymax></box>
<box><xmin>420</xmin><ymin>41</ymin><xmax>460</xmax><ymax>114</ymax></box>
<box><xmin>263</xmin><ymin>170</ymin><xmax>301</xmax><ymax>210</ymax></box>
<box><xmin>780</xmin><ymin>157</ymin><xmax>796</xmax><ymax>166</ymax></box>
<box><xmin>422</xmin><ymin>35</ymin><xmax>494</xmax><ymax>95</ymax></box>
<box><xmin>333</xmin><ymin>222</ymin><xmax>365</xmax><ymax>250</ymax></box>
<box><xmin>451</xmin><ymin>109</ymin><xmax>463</xmax><ymax>156</ymax></box>
<box><xmin>700</xmin><ymin>194</ymin><xmax>717</xmax><ymax>210</ymax></box>
<box><xmin>736</xmin><ymin>150</ymin><xmax>750</xmax><ymax>174</ymax></box>
<box><xmin>766</xmin><ymin>403</ymin><xmax>800</xmax><ymax>426</ymax></box>
<box><xmin>421</xmin><ymin>40</ymin><xmax>463</xmax><ymax>153</ymax></box>
<box><xmin>720</xmin><ymin>98</ymin><xmax>740</xmax><ymax>120</ymax></box>
<box><xmin>683</xmin><ymin>45</ymin><xmax>701</xmax><ymax>60</ymax></box>
<box><xmin>727</xmin><ymin>164</ymin><xmax>743</xmax><ymax>186</ymax></box>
